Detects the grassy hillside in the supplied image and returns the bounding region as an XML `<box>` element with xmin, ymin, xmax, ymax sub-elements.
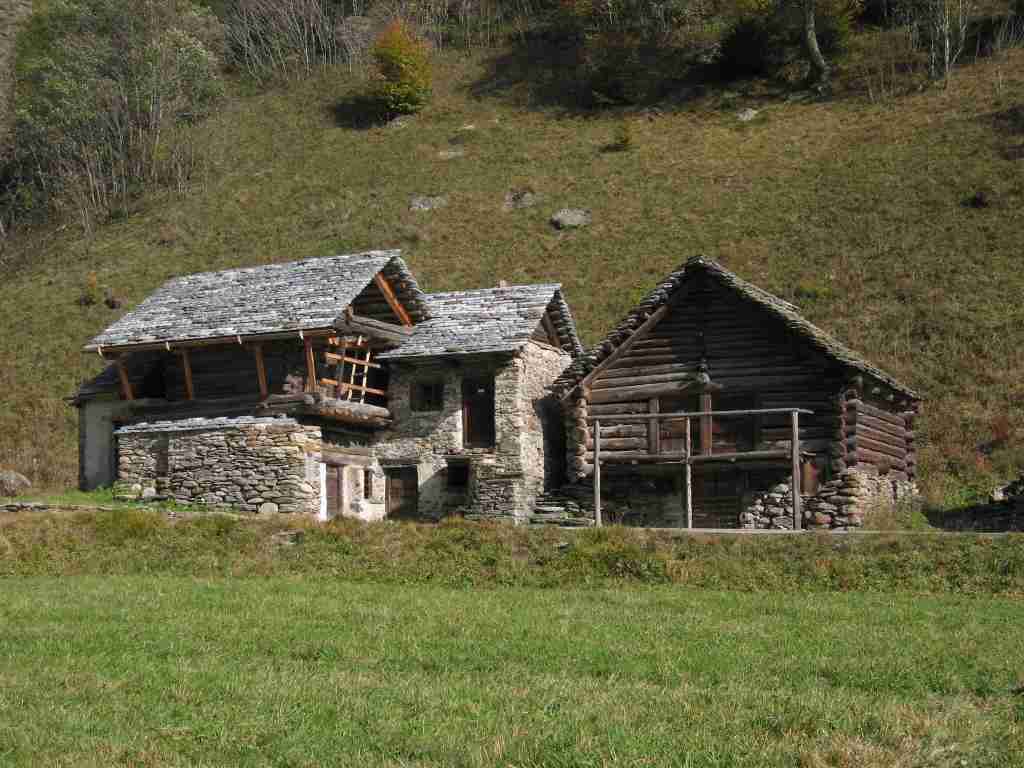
<box><xmin>2</xmin><ymin>44</ymin><xmax>1024</xmax><ymax>502</ymax></box>
<box><xmin>2</xmin><ymin>576</ymin><xmax>1023</xmax><ymax>765</ymax></box>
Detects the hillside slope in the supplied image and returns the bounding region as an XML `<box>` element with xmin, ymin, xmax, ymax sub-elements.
<box><xmin>1</xmin><ymin>50</ymin><xmax>1023</xmax><ymax>501</ymax></box>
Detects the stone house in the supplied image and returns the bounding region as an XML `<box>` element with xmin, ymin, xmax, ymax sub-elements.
<box><xmin>545</xmin><ymin>257</ymin><xmax>922</xmax><ymax>530</ymax></box>
<box><xmin>72</xmin><ymin>250</ymin><xmax>582</xmax><ymax>522</ymax></box>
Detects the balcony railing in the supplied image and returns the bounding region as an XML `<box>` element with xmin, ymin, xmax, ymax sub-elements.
<box><xmin>587</xmin><ymin>408</ymin><xmax>814</xmax><ymax>530</ymax></box>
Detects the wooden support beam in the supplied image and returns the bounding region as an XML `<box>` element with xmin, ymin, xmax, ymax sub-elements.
<box><xmin>594</xmin><ymin>418</ymin><xmax>602</xmax><ymax>527</ymax></box>
<box><xmin>373</xmin><ymin>273</ymin><xmax>414</xmax><ymax>327</ymax></box>
<box><xmin>647</xmin><ymin>398</ymin><xmax>660</xmax><ymax>455</ymax></box>
<box><xmin>116</xmin><ymin>358</ymin><xmax>134</xmax><ymax>401</ymax></box>
<box><xmin>338</xmin><ymin>382</ymin><xmax>388</xmax><ymax>397</ymax></box>
<box><xmin>336</xmin><ymin>312</ymin><xmax>413</xmax><ymax>342</ymax></box>
<box><xmin>179</xmin><ymin>350</ymin><xmax>194</xmax><ymax>401</ymax></box>
<box><xmin>324</xmin><ymin>352</ymin><xmax>382</xmax><ymax>368</ymax></box>
<box><xmin>251</xmin><ymin>344</ymin><xmax>268</xmax><ymax>399</ymax></box>
<box><xmin>304</xmin><ymin>338</ymin><xmax>317</xmax><ymax>393</ymax></box>
<box><xmin>566</xmin><ymin>303</ymin><xmax>672</xmax><ymax>400</ymax></box>
<box><xmin>685</xmin><ymin>417</ymin><xmax>692</xmax><ymax>529</ymax></box>
<box><xmin>791</xmin><ymin>410</ymin><xmax>802</xmax><ymax>530</ymax></box>
<box><xmin>700</xmin><ymin>393</ymin><xmax>713</xmax><ymax>456</ymax></box>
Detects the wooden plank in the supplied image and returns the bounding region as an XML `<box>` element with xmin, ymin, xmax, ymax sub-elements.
<box><xmin>339</xmin><ymin>382</ymin><xmax>388</xmax><ymax>397</ymax></box>
<box><xmin>685</xmin><ymin>418</ymin><xmax>692</xmax><ymax>529</ymax></box>
<box><xmin>854</xmin><ymin>423</ymin><xmax>906</xmax><ymax>449</ymax></box>
<box><xmin>304</xmin><ymin>338</ymin><xmax>317</xmax><ymax>393</ymax></box>
<box><xmin>589</xmin><ymin>402</ymin><xmax>650</xmax><ymax>416</ymax></box>
<box><xmin>590</xmin><ymin>380</ymin><xmax>699</xmax><ymax>405</ymax></box>
<box><xmin>179</xmin><ymin>350</ymin><xmax>194</xmax><ymax>401</ymax></box>
<box><xmin>594</xmin><ymin>418</ymin><xmax>602</xmax><ymax>527</ymax></box>
<box><xmin>373</xmin><ymin>273</ymin><xmax>414</xmax><ymax>327</ymax></box>
<box><xmin>324</xmin><ymin>352</ymin><xmax>382</xmax><ymax>368</ymax></box>
<box><xmin>848</xmin><ymin>412</ymin><xmax>906</xmax><ymax>440</ymax></box>
<box><xmin>848</xmin><ymin>435</ymin><xmax>907</xmax><ymax>461</ymax></box>
<box><xmin>847</xmin><ymin>399</ymin><xmax>904</xmax><ymax>428</ymax></box>
<box><xmin>540</xmin><ymin>312</ymin><xmax>561</xmax><ymax>348</ymax></box>
<box><xmin>566</xmin><ymin>304</ymin><xmax>672</xmax><ymax>400</ymax></box>
<box><xmin>86</xmin><ymin>327</ymin><xmax>336</xmax><ymax>355</ymax></box>
<box><xmin>855</xmin><ymin>447</ymin><xmax>907</xmax><ymax>471</ymax></box>
<box><xmin>700</xmin><ymin>393</ymin><xmax>713</xmax><ymax>457</ymax></box>
<box><xmin>791</xmin><ymin>410</ymin><xmax>802</xmax><ymax>530</ymax></box>
<box><xmin>251</xmin><ymin>344</ymin><xmax>268</xmax><ymax>399</ymax></box>
<box><xmin>336</xmin><ymin>312</ymin><xmax>413</xmax><ymax>342</ymax></box>
<box><xmin>648</xmin><ymin>398</ymin><xmax>660</xmax><ymax>455</ymax></box>
<box><xmin>320</xmin><ymin>377</ymin><xmax>340</xmax><ymax>386</ymax></box>
<box><xmin>116</xmin><ymin>358</ymin><xmax>134</xmax><ymax>401</ymax></box>
<box><xmin>585</xmin><ymin>437</ymin><xmax>648</xmax><ymax>451</ymax></box>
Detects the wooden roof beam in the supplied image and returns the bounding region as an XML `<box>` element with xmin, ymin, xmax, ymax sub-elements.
<box><xmin>373</xmin><ymin>273</ymin><xmax>414</xmax><ymax>327</ymax></box>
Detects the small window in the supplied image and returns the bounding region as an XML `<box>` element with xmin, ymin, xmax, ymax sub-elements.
<box><xmin>447</xmin><ymin>461</ymin><xmax>470</xmax><ymax>489</ymax></box>
<box><xmin>363</xmin><ymin>468</ymin><xmax>373</xmax><ymax>499</ymax></box>
<box><xmin>411</xmin><ymin>379</ymin><xmax>444</xmax><ymax>411</ymax></box>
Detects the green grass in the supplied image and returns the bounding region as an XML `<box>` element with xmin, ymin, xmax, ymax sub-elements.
<box><xmin>0</xmin><ymin>577</ymin><xmax>1022</xmax><ymax>766</ymax></box>
<box><xmin>3</xmin><ymin>508</ymin><xmax>1023</xmax><ymax>595</ymax></box>
<box><xmin>2</xmin><ymin>42</ymin><xmax>1024</xmax><ymax>504</ymax></box>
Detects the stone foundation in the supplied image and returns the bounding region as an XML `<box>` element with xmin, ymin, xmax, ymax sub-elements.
<box><xmin>744</xmin><ymin>468</ymin><xmax>919</xmax><ymax>530</ymax></box>
<box><xmin>116</xmin><ymin>416</ymin><xmax>322</xmax><ymax>514</ymax></box>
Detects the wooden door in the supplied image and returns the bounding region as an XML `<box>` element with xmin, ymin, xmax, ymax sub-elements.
<box><xmin>324</xmin><ymin>464</ymin><xmax>343</xmax><ymax>518</ymax></box>
<box><xmin>463</xmin><ymin>378</ymin><xmax>496</xmax><ymax>448</ymax></box>
<box><xmin>386</xmin><ymin>467</ymin><xmax>419</xmax><ymax>520</ymax></box>
<box><xmin>690</xmin><ymin>468</ymin><xmax>742</xmax><ymax>529</ymax></box>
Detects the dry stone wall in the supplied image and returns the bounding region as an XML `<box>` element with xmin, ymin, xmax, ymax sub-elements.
<box><xmin>116</xmin><ymin>416</ymin><xmax>322</xmax><ymax>514</ymax></box>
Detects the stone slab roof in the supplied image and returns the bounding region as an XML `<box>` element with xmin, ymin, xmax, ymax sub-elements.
<box><xmin>85</xmin><ymin>251</ymin><xmax>428</xmax><ymax>351</ymax></box>
<box><xmin>379</xmin><ymin>284</ymin><xmax>583</xmax><ymax>360</ymax></box>
<box><xmin>552</xmin><ymin>256</ymin><xmax>919</xmax><ymax>400</ymax></box>
<box><xmin>115</xmin><ymin>416</ymin><xmax>298</xmax><ymax>434</ymax></box>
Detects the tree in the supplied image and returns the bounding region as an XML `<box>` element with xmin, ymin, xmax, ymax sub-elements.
<box><xmin>802</xmin><ymin>0</ymin><xmax>831</xmax><ymax>88</ymax></box>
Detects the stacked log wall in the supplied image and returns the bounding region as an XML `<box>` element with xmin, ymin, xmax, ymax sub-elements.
<box><xmin>576</xmin><ymin>281</ymin><xmax>846</xmax><ymax>471</ymax></box>
<box><xmin>844</xmin><ymin>393</ymin><xmax>915</xmax><ymax>481</ymax></box>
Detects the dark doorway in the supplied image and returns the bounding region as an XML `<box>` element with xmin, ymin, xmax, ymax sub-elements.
<box><xmin>386</xmin><ymin>466</ymin><xmax>419</xmax><ymax>520</ymax></box>
<box><xmin>462</xmin><ymin>377</ymin><xmax>496</xmax><ymax>448</ymax></box>
<box><xmin>691</xmin><ymin>467</ymin><xmax>743</xmax><ymax>529</ymax></box>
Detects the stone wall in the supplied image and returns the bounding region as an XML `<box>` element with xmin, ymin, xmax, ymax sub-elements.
<box><xmin>372</xmin><ymin>342</ymin><xmax>570</xmax><ymax>522</ymax></box>
<box><xmin>744</xmin><ymin>467</ymin><xmax>918</xmax><ymax>530</ymax></box>
<box><xmin>116</xmin><ymin>416</ymin><xmax>322</xmax><ymax>515</ymax></box>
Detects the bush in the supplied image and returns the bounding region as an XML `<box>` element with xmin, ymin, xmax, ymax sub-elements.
<box><xmin>371</xmin><ymin>20</ymin><xmax>431</xmax><ymax>116</ymax></box>
<box><xmin>719</xmin><ymin>0</ymin><xmax>859</xmax><ymax>80</ymax></box>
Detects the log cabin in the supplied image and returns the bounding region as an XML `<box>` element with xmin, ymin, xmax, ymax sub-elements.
<box><xmin>546</xmin><ymin>256</ymin><xmax>921</xmax><ymax>530</ymax></box>
<box><xmin>72</xmin><ymin>251</ymin><xmax>582</xmax><ymax>522</ymax></box>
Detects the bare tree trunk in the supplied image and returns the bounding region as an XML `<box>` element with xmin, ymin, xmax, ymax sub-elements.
<box><xmin>803</xmin><ymin>0</ymin><xmax>830</xmax><ymax>88</ymax></box>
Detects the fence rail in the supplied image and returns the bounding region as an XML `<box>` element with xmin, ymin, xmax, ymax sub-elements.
<box><xmin>587</xmin><ymin>408</ymin><xmax>813</xmax><ymax>529</ymax></box>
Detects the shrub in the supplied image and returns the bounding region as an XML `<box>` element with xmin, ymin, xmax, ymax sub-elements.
<box><xmin>371</xmin><ymin>20</ymin><xmax>431</xmax><ymax>116</ymax></box>
<box><xmin>3</xmin><ymin>0</ymin><xmax>225</xmax><ymax>231</ymax></box>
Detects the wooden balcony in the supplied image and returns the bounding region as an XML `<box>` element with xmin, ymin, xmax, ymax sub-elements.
<box><xmin>588</xmin><ymin>408</ymin><xmax>814</xmax><ymax>529</ymax></box>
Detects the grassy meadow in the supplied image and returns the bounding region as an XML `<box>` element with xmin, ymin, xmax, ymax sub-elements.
<box><xmin>1</xmin><ymin>41</ymin><xmax>1024</xmax><ymax>504</ymax></box>
<box><xmin>1</xmin><ymin>576</ymin><xmax>1023</xmax><ymax>766</ymax></box>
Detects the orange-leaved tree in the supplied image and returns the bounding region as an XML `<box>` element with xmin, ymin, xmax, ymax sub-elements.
<box><xmin>371</xmin><ymin>20</ymin><xmax>431</xmax><ymax>115</ymax></box>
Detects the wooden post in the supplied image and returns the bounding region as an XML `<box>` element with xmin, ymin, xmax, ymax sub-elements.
<box><xmin>251</xmin><ymin>344</ymin><xmax>268</xmax><ymax>399</ymax></box>
<box><xmin>116</xmin><ymin>358</ymin><xmax>134</xmax><ymax>401</ymax></box>
<box><xmin>304</xmin><ymin>338</ymin><xmax>317</xmax><ymax>393</ymax></box>
<box><xmin>593</xmin><ymin>418</ymin><xmax>602</xmax><ymax>527</ymax></box>
<box><xmin>685</xmin><ymin>416</ymin><xmax>693</xmax><ymax>529</ymax></box>
<box><xmin>700</xmin><ymin>392</ymin><xmax>713</xmax><ymax>455</ymax></box>
<box><xmin>648</xmin><ymin>398</ymin><xmax>660</xmax><ymax>455</ymax></box>
<box><xmin>180</xmin><ymin>350</ymin><xmax>194</xmax><ymax>401</ymax></box>
<box><xmin>791</xmin><ymin>409</ymin><xmax>802</xmax><ymax>530</ymax></box>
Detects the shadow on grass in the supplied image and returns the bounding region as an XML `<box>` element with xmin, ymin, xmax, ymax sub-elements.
<box><xmin>923</xmin><ymin>501</ymin><xmax>1024</xmax><ymax>532</ymax></box>
<box><xmin>328</xmin><ymin>93</ymin><xmax>390</xmax><ymax>130</ymax></box>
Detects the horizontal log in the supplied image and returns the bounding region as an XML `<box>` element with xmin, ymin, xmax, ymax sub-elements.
<box><xmin>324</xmin><ymin>352</ymin><xmax>382</xmax><ymax>368</ymax></box>
<box><xmin>593</xmin><ymin>424</ymin><xmax>648</xmax><ymax>438</ymax></box>
<box><xmin>587</xmin><ymin>436</ymin><xmax>648</xmax><ymax>450</ymax></box>
<box><xmin>847</xmin><ymin>399</ymin><xmax>904</xmax><ymax>428</ymax></box>
<box><xmin>855</xmin><ymin>424</ymin><xmax>906</xmax><ymax>449</ymax></box>
<box><xmin>590</xmin><ymin>381</ymin><xmax>695</xmax><ymax>405</ymax></box>
<box><xmin>855</xmin><ymin>448</ymin><xmax>907</xmax><ymax>471</ymax></box>
<box><xmin>848</xmin><ymin>412</ymin><xmax>906</xmax><ymax>440</ymax></box>
<box><xmin>849</xmin><ymin>436</ymin><xmax>907</xmax><ymax>462</ymax></box>
<box><xmin>592</xmin><ymin>366</ymin><xmax>820</xmax><ymax>391</ymax></box>
<box><xmin>588</xmin><ymin>402</ymin><xmax>650</xmax><ymax>415</ymax></box>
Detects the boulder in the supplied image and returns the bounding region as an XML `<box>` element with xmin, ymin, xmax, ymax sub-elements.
<box><xmin>737</xmin><ymin>108</ymin><xmax>760</xmax><ymax>122</ymax></box>
<box><xmin>503</xmin><ymin>188</ymin><xmax>538</xmax><ymax>211</ymax></box>
<box><xmin>0</xmin><ymin>470</ymin><xmax>31</xmax><ymax>497</ymax></box>
<box><xmin>410</xmin><ymin>194</ymin><xmax>448</xmax><ymax>211</ymax></box>
<box><xmin>550</xmin><ymin>208</ymin><xmax>591</xmax><ymax>229</ymax></box>
<box><xmin>259</xmin><ymin>502</ymin><xmax>279</xmax><ymax>514</ymax></box>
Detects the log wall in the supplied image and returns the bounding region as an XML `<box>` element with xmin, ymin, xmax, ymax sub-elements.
<box><xmin>572</xmin><ymin>278</ymin><xmax>847</xmax><ymax>473</ymax></box>
<box><xmin>844</xmin><ymin>394</ymin><xmax>917</xmax><ymax>481</ymax></box>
